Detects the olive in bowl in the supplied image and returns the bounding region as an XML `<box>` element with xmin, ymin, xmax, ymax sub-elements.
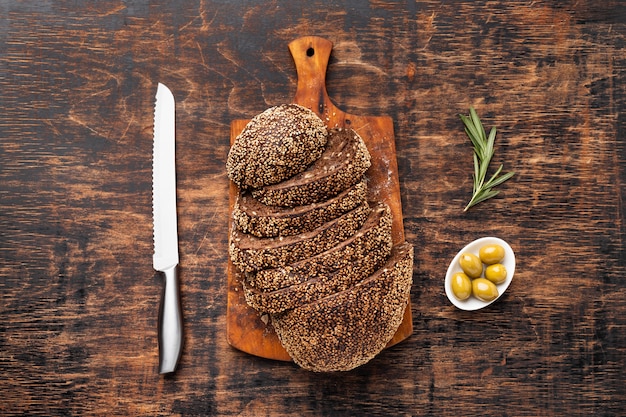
<box><xmin>444</xmin><ymin>237</ymin><xmax>515</xmax><ymax>311</ymax></box>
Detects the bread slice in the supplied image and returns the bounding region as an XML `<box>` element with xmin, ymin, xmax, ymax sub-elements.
<box><xmin>251</xmin><ymin>127</ymin><xmax>371</xmax><ymax>207</ymax></box>
<box><xmin>271</xmin><ymin>242</ymin><xmax>414</xmax><ymax>372</ymax></box>
<box><xmin>242</xmin><ymin>233</ymin><xmax>391</xmax><ymax>313</ymax></box>
<box><xmin>233</xmin><ymin>178</ymin><xmax>367</xmax><ymax>238</ymax></box>
<box><xmin>229</xmin><ymin>202</ymin><xmax>371</xmax><ymax>273</ymax></box>
<box><xmin>242</xmin><ymin>204</ymin><xmax>393</xmax><ymax>312</ymax></box>
<box><xmin>226</xmin><ymin>104</ymin><xmax>327</xmax><ymax>189</ymax></box>
<box><xmin>245</xmin><ymin>202</ymin><xmax>392</xmax><ymax>292</ymax></box>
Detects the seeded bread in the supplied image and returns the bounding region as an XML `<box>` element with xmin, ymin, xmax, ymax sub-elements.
<box><xmin>227</xmin><ymin>104</ymin><xmax>328</xmax><ymax>189</ymax></box>
<box><xmin>251</xmin><ymin>127</ymin><xmax>371</xmax><ymax>207</ymax></box>
<box><xmin>233</xmin><ymin>178</ymin><xmax>367</xmax><ymax>238</ymax></box>
<box><xmin>229</xmin><ymin>202</ymin><xmax>371</xmax><ymax>273</ymax></box>
<box><xmin>242</xmin><ymin>233</ymin><xmax>391</xmax><ymax>313</ymax></box>
<box><xmin>271</xmin><ymin>242</ymin><xmax>414</xmax><ymax>372</ymax></box>
<box><xmin>245</xmin><ymin>202</ymin><xmax>392</xmax><ymax>292</ymax></box>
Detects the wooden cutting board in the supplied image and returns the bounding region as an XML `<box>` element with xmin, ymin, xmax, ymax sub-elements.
<box><xmin>226</xmin><ymin>36</ymin><xmax>413</xmax><ymax>361</ymax></box>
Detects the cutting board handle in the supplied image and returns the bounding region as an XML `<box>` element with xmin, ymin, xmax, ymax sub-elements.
<box><xmin>289</xmin><ymin>36</ymin><xmax>342</xmax><ymax>121</ymax></box>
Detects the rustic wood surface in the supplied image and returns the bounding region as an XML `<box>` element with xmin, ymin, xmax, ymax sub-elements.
<box><xmin>1</xmin><ymin>1</ymin><xmax>625</xmax><ymax>415</ymax></box>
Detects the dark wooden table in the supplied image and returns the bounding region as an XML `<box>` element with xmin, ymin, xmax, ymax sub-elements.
<box><xmin>2</xmin><ymin>1</ymin><xmax>625</xmax><ymax>415</ymax></box>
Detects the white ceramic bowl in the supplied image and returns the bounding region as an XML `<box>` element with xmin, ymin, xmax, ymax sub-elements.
<box><xmin>444</xmin><ymin>237</ymin><xmax>515</xmax><ymax>310</ymax></box>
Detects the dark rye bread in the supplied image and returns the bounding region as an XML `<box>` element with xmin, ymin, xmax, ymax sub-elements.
<box><xmin>226</xmin><ymin>104</ymin><xmax>327</xmax><ymax>189</ymax></box>
<box><xmin>245</xmin><ymin>202</ymin><xmax>392</xmax><ymax>292</ymax></box>
<box><xmin>251</xmin><ymin>127</ymin><xmax>371</xmax><ymax>207</ymax></box>
<box><xmin>271</xmin><ymin>242</ymin><xmax>414</xmax><ymax>372</ymax></box>
<box><xmin>229</xmin><ymin>202</ymin><xmax>371</xmax><ymax>273</ymax></box>
<box><xmin>242</xmin><ymin>233</ymin><xmax>391</xmax><ymax>313</ymax></box>
<box><xmin>233</xmin><ymin>178</ymin><xmax>367</xmax><ymax>238</ymax></box>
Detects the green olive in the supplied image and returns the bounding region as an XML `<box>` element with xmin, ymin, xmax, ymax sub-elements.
<box><xmin>459</xmin><ymin>252</ymin><xmax>482</xmax><ymax>278</ymax></box>
<box><xmin>479</xmin><ymin>244</ymin><xmax>505</xmax><ymax>265</ymax></box>
<box><xmin>451</xmin><ymin>272</ymin><xmax>472</xmax><ymax>301</ymax></box>
<box><xmin>485</xmin><ymin>263</ymin><xmax>507</xmax><ymax>285</ymax></box>
<box><xmin>472</xmin><ymin>278</ymin><xmax>499</xmax><ymax>302</ymax></box>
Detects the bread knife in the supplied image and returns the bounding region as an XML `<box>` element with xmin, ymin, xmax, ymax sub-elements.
<box><xmin>153</xmin><ymin>82</ymin><xmax>183</xmax><ymax>374</ymax></box>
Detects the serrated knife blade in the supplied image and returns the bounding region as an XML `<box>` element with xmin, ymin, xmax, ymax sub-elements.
<box><xmin>153</xmin><ymin>82</ymin><xmax>183</xmax><ymax>374</ymax></box>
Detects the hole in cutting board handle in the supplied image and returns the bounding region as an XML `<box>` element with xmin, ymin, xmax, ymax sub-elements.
<box><xmin>306</xmin><ymin>47</ymin><xmax>315</xmax><ymax>57</ymax></box>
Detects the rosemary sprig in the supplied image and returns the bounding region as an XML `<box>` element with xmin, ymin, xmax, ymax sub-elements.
<box><xmin>459</xmin><ymin>107</ymin><xmax>515</xmax><ymax>211</ymax></box>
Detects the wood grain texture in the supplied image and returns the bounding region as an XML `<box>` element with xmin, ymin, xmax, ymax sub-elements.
<box><xmin>1</xmin><ymin>1</ymin><xmax>625</xmax><ymax>415</ymax></box>
<box><xmin>226</xmin><ymin>36</ymin><xmax>412</xmax><ymax>361</ymax></box>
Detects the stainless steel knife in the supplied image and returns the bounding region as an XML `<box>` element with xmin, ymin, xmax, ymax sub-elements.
<box><xmin>153</xmin><ymin>82</ymin><xmax>183</xmax><ymax>374</ymax></box>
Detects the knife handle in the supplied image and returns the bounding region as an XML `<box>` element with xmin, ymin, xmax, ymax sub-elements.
<box><xmin>158</xmin><ymin>264</ymin><xmax>183</xmax><ymax>374</ymax></box>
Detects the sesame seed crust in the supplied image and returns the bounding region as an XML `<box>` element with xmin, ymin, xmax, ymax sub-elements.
<box><xmin>246</xmin><ymin>202</ymin><xmax>392</xmax><ymax>292</ymax></box>
<box><xmin>242</xmin><ymin>207</ymin><xmax>393</xmax><ymax>313</ymax></box>
<box><xmin>251</xmin><ymin>128</ymin><xmax>371</xmax><ymax>207</ymax></box>
<box><xmin>271</xmin><ymin>242</ymin><xmax>414</xmax><ymax>372</ymax></box>
<box><xmin>229</xmin><ymin>202</ymin><xmax>371</xmax><ymax>273</ymax></box>
<box><xmin>242</xmin><ymin>240</ymin><xmax>391</xmax><ymax>313</ymax></box>
<box><xmin>233</xmin><ymin>178</ymin><xmax>367</xmax><ymax>238</ymax></box>
<box><xmin>226</xmin><ymin>104</ymin><xmax>328</xmax><ymax>189</ymax></box>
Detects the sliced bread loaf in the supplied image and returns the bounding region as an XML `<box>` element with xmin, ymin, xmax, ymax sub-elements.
<box><xmin>251</xmin><ymin>127</ymin><xmax>371</xmax><ymax>207</ymax></box>
<box><xmin>245</xmin><ymin>202</ymin><xmax>392</xmax><ymax>291</ymax></box>
<box><xmin>229</xmin><ymin>202</ymin><xmax>371</xmax><ymax>273</ymax></box>
<box><xmin>271</xmin><ymin>242</ymin><xmax>414</xmax><ymax>372</ymax></box>
<box><xmin>242</xmin><ymin>234</ymin><xmax>391</xmax><ymax>313</ymax></box>
<box><xmin>233</xmin><ymin>178</ymin><xmax>367</xmax><ymax>238</ymax></box>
